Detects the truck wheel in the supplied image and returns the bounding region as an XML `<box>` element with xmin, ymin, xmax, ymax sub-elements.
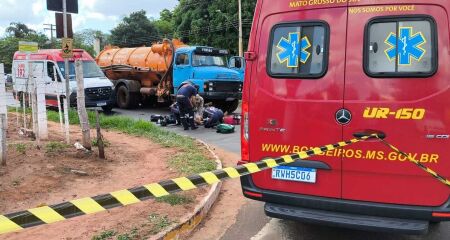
<box><xmin>225</xmin><ymin>100</ymin><xmax>240</xmax><ymax>113</ymax></box>
<box><xmin>101</xmin><ymin>105</ymin><xmax>113</xmax><ymax>113</ymax></box>
<box><xmin>116</xmin><ymin>85</ymin><xmax>138</xmax><ymax>109</ymax></box>
<box><xmin>212</xmin><ymin>100</ymin><xmax>239</xmax><ymax>114</ymax></box>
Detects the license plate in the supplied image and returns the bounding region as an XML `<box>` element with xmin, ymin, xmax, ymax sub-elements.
<box><xmin>97</xmin><ymin>102</ymin><xmax>107</xmax><ymax>107</ymax></box>
<box><xmin>272</xmin><ymin>166</ymin><xmax>317</xmax><ymax>183</ymax></box>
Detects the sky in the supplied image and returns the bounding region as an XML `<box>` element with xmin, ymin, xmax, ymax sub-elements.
<box><xmin>0</xmin><ymin>0</ymin><xmax>178</xmax><ymax>37</ymax></box>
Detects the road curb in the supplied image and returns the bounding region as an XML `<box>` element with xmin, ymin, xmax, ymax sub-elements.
<box><xmin>152</xmin><ymin>139</ymin><xmax>223</xmax><ymax>240</ymax></box>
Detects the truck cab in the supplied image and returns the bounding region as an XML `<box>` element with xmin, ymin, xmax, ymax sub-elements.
<box><xmin>13</xmin><ymin>49</ymin><xmax>114</xmax><ymax>112</ymax></box>
<box><xmin>173</xmin><ymin>47</ymin><xmax>243</xmax><ymax>113</ymax></box>
<box><xmin>241</xmin><ymin>0</ymin><xmax>450</xmax><ymax>235</ymax></box>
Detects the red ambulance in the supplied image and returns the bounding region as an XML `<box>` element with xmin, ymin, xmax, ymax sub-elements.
<box><xmin>241</xmin><ymin>0</ymin><xmax>450</xmax><ymax>234</ymax></box>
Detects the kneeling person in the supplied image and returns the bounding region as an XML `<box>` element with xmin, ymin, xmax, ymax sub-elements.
<box><xmin>203</xmin><ymin>107</ymin><xmax>224</xmax><ymax>128</ymax></box>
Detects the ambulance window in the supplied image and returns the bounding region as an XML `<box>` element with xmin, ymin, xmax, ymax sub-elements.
<box><xmin>365</xmin><ymin>17</ymin><xmax>437</xmax><ymax>77</ymax></box>
<box><xmin>47</xmin><ymin>62</ymin><xmax>61</xmax><ymax>82</ymax></box>
<box><xmin>267</xmin><ymin>22</ymin><xmax>329</xmax><ymax>78</ymax></box>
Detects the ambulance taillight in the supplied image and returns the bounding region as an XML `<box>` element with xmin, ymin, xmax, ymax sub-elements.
<box><xmin>241</xmin><ymin>100</ymin><xmax>249</xmax><ymax>163</ymax></box>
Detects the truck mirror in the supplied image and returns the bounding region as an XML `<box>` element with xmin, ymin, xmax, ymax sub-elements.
<box><xmin>230</xmin><ymin>57</ymin><xmax>242</xmax><ymax>69</ymax></box>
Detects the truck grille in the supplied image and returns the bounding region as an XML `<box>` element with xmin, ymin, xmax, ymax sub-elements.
<box><xmin>211</xmin><ymin>81</ymin><xmax>241</xmax><ymax>92</ymax></box>
<box><xmin>85</xmin><ymin>87</ymin><xmax>112</xmax><ymax>101</ymax></box>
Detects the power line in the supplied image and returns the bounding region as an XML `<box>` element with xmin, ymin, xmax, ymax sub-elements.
<box><xmin>111</xmin><ymin>19</ymin><xmax>252</xmax><ymax>47</ymax></box>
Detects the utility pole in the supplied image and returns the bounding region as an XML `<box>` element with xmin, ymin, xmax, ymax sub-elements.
<box><xmin>238</xmin><ymin>0</ymin><xmax>243</xmax><ymax>57</ymax></box>
<box><xmin>63</xmin><ymin>0</ymin><xmax>71</xmax><ymax>144</ymax></box>
<box><xmin>44</xmin><ymin>24</ymin><xmax>56</xmax><ymax>48</ymax></box>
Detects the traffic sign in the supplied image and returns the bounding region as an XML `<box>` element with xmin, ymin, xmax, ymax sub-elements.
<box><xmin>18</xmin><ymin>41</ymin><xmax>38</xmax><ymax>53</ymax></box>
<box><xmin>47</xmin><ymin>0</ymin><xmax>78</xmax><ymax>14</ymax></box>
<box><xmin>55</xmin><ymin>13</ymin><xmax>73</xmax><ymax>38</ymax></box>
<box><xmin>61</xmin><ymin>38</ymin><xmax>74</xmax><ymax>58</ymax></box>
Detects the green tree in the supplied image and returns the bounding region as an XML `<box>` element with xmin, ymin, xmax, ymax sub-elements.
<box><xmin>172</xmin><ymin>0</ymin><xmax>256</xmax><ymax>55</ymax></box>
<box><xmin>6</xmin><ymin>22</ymin><xmax>36</xmax><ymax>38</ymax></box>
<box><xmin>0</xmin><ymin>23</ymin><xmax>51</xmax><ymax>73</ymax></box>
<box><xmin>160</xmin><ymin>9</ymin><xmax>174</xmax><ymax>22</ymax></box>
<box><xmin>153</xmin><ymin>9</ymin><xmax>174</xmax><ymax>37</ymax></box>
<box><xmin>110</xmin><ymin>10</ymin><xmax>159</xmax><ymax>47</ymax></box>
<box><xmin>74</xmin><ymin>29</ymin><xmax>103</xmax><ymax>46</ymax></box>
<box><xmin>72</xmin><ymin>29</ymin><xmax>109</xmax><ymax>56</ymax></box>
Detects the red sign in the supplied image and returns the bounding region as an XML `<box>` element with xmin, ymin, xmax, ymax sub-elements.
<box><xmin>16</xmin><ymin>63</ymin><xmax>26</xmax><ymax>78</ymax></box>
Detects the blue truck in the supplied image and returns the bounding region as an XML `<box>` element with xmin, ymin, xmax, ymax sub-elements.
<box><xmin>97</xmin><ymin>41</ymin><xmax>245</xmax><ymax>113</ymax></box>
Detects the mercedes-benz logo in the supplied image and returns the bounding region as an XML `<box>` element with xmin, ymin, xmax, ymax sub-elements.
<box><xmin>336</xmin><ymin>109</ymin><xmax>352</xmax><ymax>125</ymax></box>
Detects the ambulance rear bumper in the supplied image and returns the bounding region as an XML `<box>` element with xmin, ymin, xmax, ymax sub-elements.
<box><xmin>265</xmin><ymin>203</ymin><xmax>430</xmax><ymax>235</ymax></box>
<box><xmin>241</xmin><ymin>175</ymin><xmax>450</xmax><ymax>233</ymax></box>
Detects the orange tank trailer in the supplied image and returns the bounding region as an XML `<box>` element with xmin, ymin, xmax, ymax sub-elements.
<box><xmin>96</xmin><ymin>39</ymin><xmax>187</xmax><ymax>90</ymax></box>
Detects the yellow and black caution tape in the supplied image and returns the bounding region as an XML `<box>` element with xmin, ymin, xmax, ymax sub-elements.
<box><xmin>377</xmin><ymin>136</ymin><xmax>450</xmax><ymax>187</ymax></box>
<box><xmin>0</xmin><ymin>134</ymin><xmax>448</xmax><ymax>235</ymax></box>
<box><xmin>0</xmin><ymin>135</ymin><xmax>372</xmax><ymax>235</ymax></box>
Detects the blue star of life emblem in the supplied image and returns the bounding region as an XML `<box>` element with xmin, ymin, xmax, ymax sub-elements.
<box><xmin>277</xmin><ymin>32</ymin><xmax>311</xmax><ymax>68</ymax></box>
<box><xmin>385</xmin><ymin>27</ymin><xmax>427</xmax><ymax>65</ymax></box>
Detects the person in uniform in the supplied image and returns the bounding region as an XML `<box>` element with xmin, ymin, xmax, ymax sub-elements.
<box><xmin>203</xmin><ymin>106</ymin><xmax>224</xmax><ymax>128</ymax></box>
<box><xmin>176</xmin><ymin>81</ymin><xmax>198</xmax><ymax>130</ymax></box>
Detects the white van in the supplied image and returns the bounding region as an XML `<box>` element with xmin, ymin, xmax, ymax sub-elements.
<box><xmin>13</xmin><ymin>49</ymin><xmax>114</xmax><ymax>112</ymax></box>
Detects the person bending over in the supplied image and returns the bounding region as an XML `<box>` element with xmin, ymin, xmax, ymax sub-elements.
<box><xmin>176</xmin><ymin>81</ymin><xmax>198</xmax><ymax>130</ymax></box>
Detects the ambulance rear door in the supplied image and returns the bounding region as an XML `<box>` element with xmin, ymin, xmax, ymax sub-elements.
<box><xmin>343</xmin><ymin>1</ymin><xmax>450</xmax><ymax>206</ymax></box>
<box><xmin>249</xmin><ymin>2</ymin><xmax>348</xmax><ymax>199</ymax></box>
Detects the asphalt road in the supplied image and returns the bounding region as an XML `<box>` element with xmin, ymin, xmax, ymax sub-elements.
<box><xmin>112</xmin><ymin>106</ymin><xmax>241</xmax><ymax>153</ymax></box>
<box><xmin>115</xmin><ymin>105</ymin><xmax>450</xmax><ymax>240</ymax></box>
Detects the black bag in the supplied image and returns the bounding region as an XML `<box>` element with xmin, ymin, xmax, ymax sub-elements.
<box><xmin>166</xmin><ymin>115</ymin><xmax>177</xmax><ymax>125</ymax></box>
<box><xmin>151</xmin><ymin>115</ymin><xmax>162</xmax><ymax>122</ymax></box>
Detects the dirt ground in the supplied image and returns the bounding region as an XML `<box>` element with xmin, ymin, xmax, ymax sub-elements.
<box><xmin>188</xmin><ymin>148</ymin><xmax>249</xmax><ymax>240</ymax></box>
<box><xmin>0</xmin><ymin>115</ymin><xmax>210</xmax><ymax>240</ymax></box>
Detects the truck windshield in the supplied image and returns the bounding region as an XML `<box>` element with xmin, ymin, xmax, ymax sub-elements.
<box><xmin>192</xmin><ymin>54</ymin><xmax>227</xmax><ymax>67</ymax></box>
<box><xmin>57</xmin><ymin>61</ymin><xmax>105</xmax><ymax>80</ymax></box>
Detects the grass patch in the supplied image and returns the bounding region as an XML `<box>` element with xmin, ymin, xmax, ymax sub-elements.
<box><xmin>169</xmin><ymin>152</ymin><xmax>216</xmax><ymax>176</ymax></box>
<box><xmin>91</xmin><ymin>230</ymin><xmax>116</xmax><ymax>240</ymax></box>
<box><xmin>45</xmin><ymin>141</ymin><xmax>69</xmax><ymax>154</ymax></box>
<box><xmin>14</xmin><ymin>143</ymin><xmax>27</xmax><ymax>155</ymax></box>
<box><xmin>156</xmin><ymin>194</ymin><xmax>194</xmax><ymax>206</ymax></box>
<box><xmin>148</xmin><ymin>214</ymin><xmax>173</xmax><ymax>235</ymax></box>
<box><xmin>8</xmin><ymin>107</ymin><xmax>32</xmax><ymax>114</ymax></box>
<box><xmin>92</xmin><ymin>138</ymin><xmax>111</xmax><ymax>148</ymax></box>
<box><xmin>116</xmin><ymin>228</ymin><xmax>139</xmax><ymax>240</ymax></box>
<box><xmin>46</xmin><ymin>109</ymin><xmax>216</xmax><ymax>175</ymax></box>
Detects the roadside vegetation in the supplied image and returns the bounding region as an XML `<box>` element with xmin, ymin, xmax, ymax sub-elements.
<box><xmin>48</xmin><ymin>109</ymin><xmax>215</xmax><ymax>237</ymax></box>
<box><xmin>6</xmin><ymin>108</ymin><xmax>216</xmax><ymax>237</ymax></box>
<box><xmin>14</xmin><ymin>143</ymin><xmax>27</xmax><ymax>155</ymax></box>
<box><xmin>91</xmin><ymin>214</ymin><xmax>175</xmax><ymax>240</ymax></box>
<box><xmin>45</xmin><ymin>109</ymin><xmax>216</xmax><ymax>175</ymax></box>
<box><xmin>156</xmin><ymin>193</ymin><xmax>194</xmax><ymax>206</ymax></box>
<box><xmin>45</xmin><ymin>141</ymin><xmax>70</xmax><ymax>154</ymax></box>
